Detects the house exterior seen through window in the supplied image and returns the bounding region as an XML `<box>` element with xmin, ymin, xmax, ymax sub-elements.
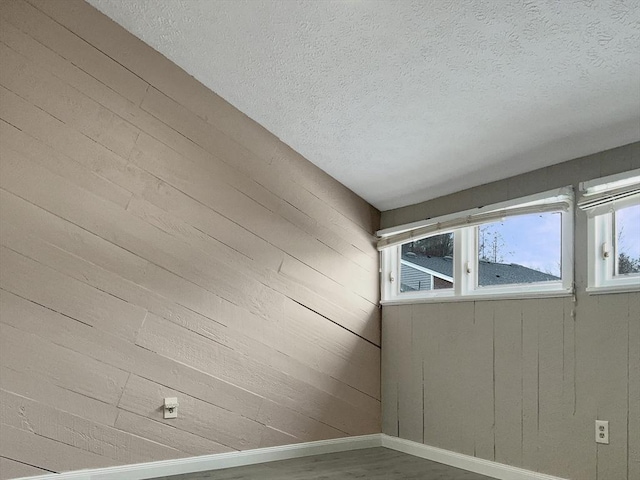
<box><xmin>476</xmin><ymin>212</ymin><xmax>562</xmax><ymax>287</ymax></box>
<box><xmin>400</xmin><ymin>234</ymin><xmax>454</xmax><ymax>292</ymax></box>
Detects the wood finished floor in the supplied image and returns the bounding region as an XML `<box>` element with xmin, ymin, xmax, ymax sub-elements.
<box><xmin>154</xmin><ymin>447</ymin><xmax>496</xmax><ymax>479</ymax></box>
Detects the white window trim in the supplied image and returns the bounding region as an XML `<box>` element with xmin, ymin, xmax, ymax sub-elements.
<box><xmin>582</xmin><ymin>170</ymin><xmax>640</xmax><ymax>294</ymax></box>
<box><xmin>379</xmin><ymin>187</ymin><xmax>574</xmax><ymax>305</ymax></box>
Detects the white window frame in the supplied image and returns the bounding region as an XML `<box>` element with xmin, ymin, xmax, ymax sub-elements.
<box><xmin>581</xmin><ymin>170</ymin><xmax>640</xmax><ymax>294</ymax></box>
<box><xmin>379</xmin><ymin>188</ymin><xmax>574</xmax><ymax>305</ymax></box>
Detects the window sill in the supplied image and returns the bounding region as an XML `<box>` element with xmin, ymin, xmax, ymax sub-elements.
<box><xmin>586</xmin><ymin>284</ymin><xmax>640</xmax><ymax>295</ymax></box>
<box><xmin>380</xmin><ymin>289</ymin><xmax>573</xmax><ymax>306</ymax></box>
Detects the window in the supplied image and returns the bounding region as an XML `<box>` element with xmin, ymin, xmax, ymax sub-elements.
<box><xmin>580</xmin><ymin>170</ymin><xmax>640</xmax><ymax>293</ymax></box>
<box><xmin>400</xmin><ymin>233</ymin><xmax>454</xmax><ymax>293</ymax></box>
<box><xmin>379</xmin><ymin>188</ymin><xmax>573</xmax><ymax>304</ymax></box>
<box><xmin>476</xmin><ymin>212</ymin><xmax>562</xmax><ymax>287</ymax></box>
<box><xmin>615</xmin><ymin>204</ymin><xmax>640</xmax><ymax>276</ymax></box>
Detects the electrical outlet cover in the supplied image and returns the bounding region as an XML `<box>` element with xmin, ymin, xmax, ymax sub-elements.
<box><xmin>595</xmin><ymin>420</ymin><xmax>609</xmax><ymax>444</ymax></box>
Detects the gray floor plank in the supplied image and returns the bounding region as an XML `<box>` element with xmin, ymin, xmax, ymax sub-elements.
<box><xmin>154</xmin><ymin>447</ymin><xmax>496</xmax><ymax>479</ymax></box>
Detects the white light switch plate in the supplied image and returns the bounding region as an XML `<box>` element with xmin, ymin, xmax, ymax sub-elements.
<box><xmin>164</xmin><ymin>397</ymin><xmax>178</xmax><ymax>419</ymax></box>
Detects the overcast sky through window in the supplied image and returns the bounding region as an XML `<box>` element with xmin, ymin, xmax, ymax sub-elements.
<box><xmin>616</xmin><ymin>204</ymin><xmax>640</xmax><ymax>263</ymax></box>
<box><xmin>481</xmin><ymin>212</ymin><xmax>562</xmax><ymax>277</ymax></box>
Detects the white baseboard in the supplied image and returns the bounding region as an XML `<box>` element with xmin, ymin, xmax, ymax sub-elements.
<box><xmin>381</xmin><ymin>434</ymin><xmax>568</xmax><ymax>480</ymax></box>
<box><xmin>15</xmin><ymin>433</ymin><xmax>568</xmax><ymax>480</ymax></box>
<box><xmin>15</xmin><ymin>434</ymin><xmax>382</xmax><ymax>480</ymax></box>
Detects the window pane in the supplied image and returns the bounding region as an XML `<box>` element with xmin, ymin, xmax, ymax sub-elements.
<box><xmin>615</xmin><ymin>204</ymin><xmax>640</xmax><ymax>275</ymax></box>
<box><xmin>477</xmin><ymin>212</ymin><xmax>561</xmax><ymax>287</ymax></box>
<box><xmin>400</xmin><ymin>233</ymin><xmax>454</xmax><ymax>292</ymax></box>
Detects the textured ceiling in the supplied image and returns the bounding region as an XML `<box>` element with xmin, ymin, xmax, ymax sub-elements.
<box><xmin>87</xmin><ymin>0</ymin><xmax>640</xmax><ymax>211</ymax></box>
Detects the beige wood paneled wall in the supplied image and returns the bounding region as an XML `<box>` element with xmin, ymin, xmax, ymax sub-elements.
<box><xmin>381</xmin><ymin>143</ymin><xmax>640</xmax><ymax>480</ymax></box>
<box><xmin>0</xmin><ymin>1</ymin><xmax>381</xmax><ymax>476</ymax></box>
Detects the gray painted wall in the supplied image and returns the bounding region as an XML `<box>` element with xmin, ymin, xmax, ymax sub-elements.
<box><xmin>0</xmin><ymin>0</ymin><xmax>380</xmax><ymax>476</ymax></box>
<box><xmin>381</xmin><ymin>142</ymin><xmax>640</xmax><ymax>480</ymax></box>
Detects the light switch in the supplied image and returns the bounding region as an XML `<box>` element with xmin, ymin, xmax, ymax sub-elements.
<box><xmin>164</xmin><ymin>397</ymin><xmax>178</xmax><ymax>419</ymax></box>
